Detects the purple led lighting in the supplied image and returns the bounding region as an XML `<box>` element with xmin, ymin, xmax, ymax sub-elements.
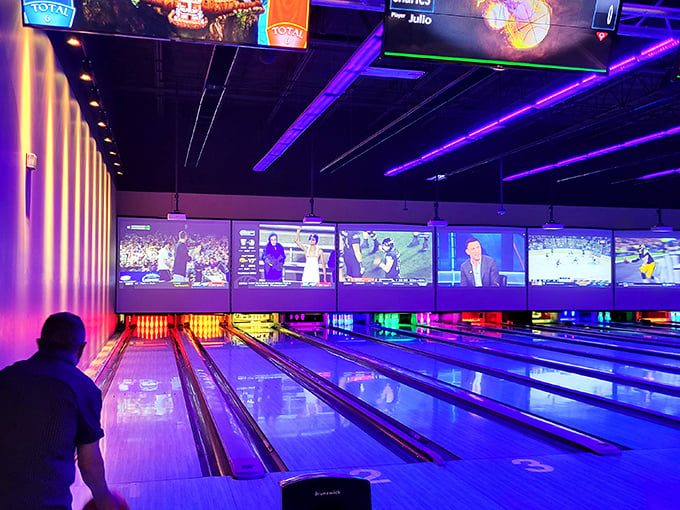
<box><xmin>640</xmin><ymin>38</ymin><xmax>679</xmax><ymax>58</ymax></box>
<box><xmin>503</xmin><ymin>164</ymin><xmax>556</xmax><ymax>181</ymax></box>
<box><xmin>498</xmin><ymin>105</ymin><xmax>533</xmax><ymax>124</ymax></box>
<box><xmin>504</xmin><ymin>124</ymin><xmax>680</xmax><ymax>181</ymax></box>
<box><xmin>558</xmin><ymin>154</ymin><xmax>589</xmax><ymax>166</ymax></box>
<box><xmin>586</xmin><ymin>145</ymin><xmax>620</xmax><ymax>158</ymax></box>
<box><xmin>637</xmin><ymin>168</ymin><xmax>680</xmax><ymax>180</ymax></box>
<box><xmin>609</xmin><ymin>56</ymin><xmax>638</xmax><ymax>74</ymax></box>
<box><xmin>534</xmin><ymin>82</ymin><xmax>582</xmax><ymax>109</ymax></box>
<box><xmin>384</xmin><ymin>38</ymin><xmax>679</xmax><ymax>178</ymax></box>
<box><xmin>253</xmin><ymin>24</ymin><xmax>383</xmax><ymax>172</ymax></box>
<box><xmin>468</xmin><ymin>121</ymin><xmax>501</xmax><ymax>139</ymax></box>
<box><xmin>362</xmin><ymin>67</ymin><xmax>426</xmax><ymax>79</ymax></box>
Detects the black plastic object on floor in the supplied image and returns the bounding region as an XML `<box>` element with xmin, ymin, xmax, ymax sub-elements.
<box><xmin>281</xmin><ymin>473</ymin><xmax>371</xmax><ymax>510</ymax></box>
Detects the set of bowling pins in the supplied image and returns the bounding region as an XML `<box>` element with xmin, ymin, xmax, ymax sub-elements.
<box><xmin>135</xmin><ymin>315</ymin><xmax>168</xmax><ymax>339</ymax></box>
<box><xmin>328</xmin><ymin>313</ymin><xmax>354</xmax><ymax>327</ymax></box>
<box><xmin>187</xmin><ymin>314</ymin><xmax>222</xmax><ymax>339</ymax></box>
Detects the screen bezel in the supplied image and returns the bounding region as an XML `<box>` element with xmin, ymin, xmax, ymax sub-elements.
<box><xmin>382</xmin><ymin>0</ymin><xmax>622</xmax><ymax>73</ymax></box>
<box><xmin>231</xmin><ymin>220</ymin><xmax>337</xmax><ymax>313</ymax></box>
<box><xmin>22</xmin><ymin>0</ymin><xmax>311</xmax><ymax>51</ymax></box>
<box><xmin>116</xmin><ymin>216</ymin><xmax>231</xmax><ymax>314</ymax></box>
<box><xmin>436</xmin><ymin>226</ymin><xmax>527</xmax><ymax>311</ymax></box>
<box><xmin>527</xmin><ymin>227</ymin><xmax>613</xmax><ymax>310</ymax></box>
<box><xmin>337</xmin><ymin>223</ymin><xmax>435</xmax><ymax>312</ymax></box>
<box><xmin>614</xmin><ymin>230</ymin><xmax>680</xmax><ymax>310</ymax></box>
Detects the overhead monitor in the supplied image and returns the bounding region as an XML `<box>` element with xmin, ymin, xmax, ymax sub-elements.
<box><xmin>338</xmin><ymin>225</ymin><xmax>434</xmax><ymax>312</ymax></box>
<box><xmin>22</xmin><ymin>0</ymin><xmax>310</xmax><ymax>49</ymax></box>
<box><xmin>614</xmin><ymin>232</ymin><xmax>680</xmax><ymax>310</ymax></box>
<box><xmin>231</xmin><ymin>221</ymin><xmax>336</xmax><ymax>312</ymax></box>
<box><xmin>528</xmin><ymin>228</ymin><xmax>612</xmax><ymax>310</ymax></box>
<box><xmin>116</xmin><ymin>217</ymin><xmax>230</xmax><ymax>313</ymax></box>
<box><xmin>437</xmin><ymin>226</ymin><xmax>527</xmax><ymax>311</ymax></box>
<box><xmin>383</xmin><ymin>0</ymin><xmax>621</xmax><ymax>73</ymax></box>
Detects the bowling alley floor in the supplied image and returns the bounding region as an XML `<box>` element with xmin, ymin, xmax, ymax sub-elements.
<box><xmin>72</xmin><ymin>447</ymin><xmax>680</xmax><ymax>509</ymax></box>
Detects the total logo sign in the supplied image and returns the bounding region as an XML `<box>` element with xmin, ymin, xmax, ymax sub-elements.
<box><xmin>23</xmin><ymin>0</ymin><xmax>75</xmax><ymax>28</ymax></box>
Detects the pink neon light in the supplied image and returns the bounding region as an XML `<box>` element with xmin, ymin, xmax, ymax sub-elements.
<box><xmin>384</xmin><ymin>38</ymin><xmax>679</xmax><ymax>178</ymax></box>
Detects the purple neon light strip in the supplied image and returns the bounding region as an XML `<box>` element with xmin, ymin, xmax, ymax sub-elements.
<box><xmin>253</xmin><ymin>24</ymin><xmax>383</xmax><ymax>172</ymax></box>
<box><xmin>637</xmin><ymin>168</ymin><xmax>680</xmax><ymax>180</ymax></box>
<box><xmin>503</xmin><ymin>125</ymin><xmax>680</xmax><ymax>181</ymax></box>
<box><xmin>383</xmin><ymin>38</ymin><xmax>679</xmax><ymax>178</ymax></box>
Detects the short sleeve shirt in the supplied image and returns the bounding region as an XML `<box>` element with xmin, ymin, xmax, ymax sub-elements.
<box><xmin>0</xmin><ymin>349</ymin><xmax>104</xmax><ymax>509</ymax></box>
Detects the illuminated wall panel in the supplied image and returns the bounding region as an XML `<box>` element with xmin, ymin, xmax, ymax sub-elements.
<box><xmin>0</xmin><ymin>2</ymin><xmax>117</xmax><ymax>370</ymax></box>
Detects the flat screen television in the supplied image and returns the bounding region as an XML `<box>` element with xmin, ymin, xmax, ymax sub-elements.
<box><xmin>527</xmin><ymin>228</ymin><xmax>612</xmax><ymax>310</ymax></box>
<box><xmin>231</xmin><ymin>221</ymin><xmax>336</xmax><ymax>312</ymax></box>
<box><xmin>382</xmin><ymin>0</ymin><xmax>622</xmax><ymax>72</ymax></box>
<box><xmin>338</xmin><ymin>224</ymin><xmax>434</xmax><ymax>312</ymax></box>
<box><xmin>116</xmin><ymin>217</ymin><xmax>230</xmax><ymax>313</ymax></box>
<box><xmin>614</xmin><ymin>232</ymin><xmax>680</xmax><ymax>310</ymax></box>
<box><xmin>22</xmin><ymin>0</ymin><xmax>310</xmax><ymax>49</ymax></box>
<box><xmin>437</xmin><ymin>227</ymin><xmax>527</xmax><ymax>311</ymax></box>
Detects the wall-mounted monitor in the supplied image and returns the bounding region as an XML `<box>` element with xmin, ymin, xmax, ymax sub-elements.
<box><xmin>437</xmin><ymin>227</ymin><xmax>526</xmax><ymax>311</ymax></box>
<box><xmin>383</xmin><ymin>0</ymin><xmax>621</xmax><ymax>73</ymax></box>
<box><xmin>338</xmin><ymin>225</ymin><xmax>434</xmax><ymax>312</ymax></box>
<box><xmin>231</xmin><ymin>221</ymin><xmax>336</xmax><ymax>312</ymax></box>
<box><xmin>614</xmin><ymin>232</ymin><xmax>680</xmax><ymax>310</ymax></box>
<box><xmin>116</xmin><ymin>217</ymin><xmax>230</xmax><ymax>313</ymax></box>
<box><xmin>527</xmin><ymin>228</ymin><xmax>612</xmax><ymax>310</ymax></box>
<box><xmin>22</xmin><ymin>0</ymin><xmax>310</xmax><ymax>49</ymax></box>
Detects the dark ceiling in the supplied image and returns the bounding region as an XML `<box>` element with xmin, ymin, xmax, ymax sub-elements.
<box><xmin>49</xmin><ymin>0</ymin><xmax>680</xmax><ymax>209</ymax></box>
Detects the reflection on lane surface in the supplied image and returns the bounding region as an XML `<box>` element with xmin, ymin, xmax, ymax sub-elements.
<box><xmin>204</xmin><ymin>329</ymin><xmax>407</xmax><ymax>472</ymax></box>
<box><xmin>376</xmin><ymin>325</ymin><xmax>680</xmax><ymax>417</ymax></box>
<box><xmin>100</xmin><ymin>336</ymin><xmax>203</xmax><ymax>483</ymax></box>
<box><xmin>337</xmin><ymin>325</ymin><xmax>680</xmax><ymax>450</ymax></box>
<box><xmin>254</xmin><ymin>327</ymin><xmax>568</xmax><ymax>460</ymax></box>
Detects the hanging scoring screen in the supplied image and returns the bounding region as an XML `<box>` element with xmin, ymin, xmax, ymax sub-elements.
<box><xmin>116</xmin><ymin>217</ymin><xmax>230</xmax><ymax>313</ymax></box>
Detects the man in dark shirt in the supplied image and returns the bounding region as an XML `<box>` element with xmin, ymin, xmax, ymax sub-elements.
<box><xmin>341</xmin><ymin>231</ymin><xmax>364</xmax><ymax>279</ymax></box>
<box><xmin>172</xmin><ymin>230</ymin><xmax>191</xmax><ymax>282</ymax></box>
<box><xmin>0</xmin><ymin>312</ymin><xmax>119</xmax><ymax>510</ymax></box>
<box><xmin>374</xmin><ymin>238</ymin><xmax>400</xmax><ymax>280</ymax></box>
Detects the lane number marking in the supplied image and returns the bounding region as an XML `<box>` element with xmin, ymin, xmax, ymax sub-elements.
<box><xmin>511</xmin><ymin>458</ymin><xmax>554</xmax><ymax>472</ymax></box>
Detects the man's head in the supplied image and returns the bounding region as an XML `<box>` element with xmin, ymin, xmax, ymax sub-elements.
<box><xmin>37</xmin><ymin>312</ymin><xmax>86</xmax><ymax>359</ymax></box>
<box><xmin>465</xmin><ymin>237</ymin><xmax>483</xmax><ymax>263</ymax></box>
<box><xmin>381</xmin><ymin>238</ymin><xmax>395</xmax><ymax>252</ymax></box>
<box><xmin>269</xmin><ymin>233</ymin><xmax>278</xmax><ymax>245</ymax></box>
<box><xmin>178</xmin><ymin>231</ymin><xmax>187</xmax><ymax>242</ymax></box>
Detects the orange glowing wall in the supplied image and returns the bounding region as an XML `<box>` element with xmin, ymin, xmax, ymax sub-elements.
<box><xmin>0</xmin><ymin>2</ymin><xmax>117</xmax><ymax>370</ymax></box>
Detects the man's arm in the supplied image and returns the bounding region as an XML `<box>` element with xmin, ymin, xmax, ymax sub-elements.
<box><xmin>294</xmin><ymin>227</ymin><xmax>305</xmax><ymax>251</ymax></box>
<box><xmin>486</xmin><ymin>257</ymin><xmax>500</xmax><ymax>287</ymax></box>
<box><xmin>459</xmin><ymin>261</ymin><xmax>471</xmax><ymax>286</ymax></box>
<box><xmin>77</xmin><ymin>441</ymin><xmax>118</xmax><ymax>510</ymax></box>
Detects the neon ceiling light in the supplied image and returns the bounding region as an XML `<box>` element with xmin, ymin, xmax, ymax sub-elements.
<box><xmin>384</xmin><ymin>37</ymin><xmax>679</xmax><ymax>178</ymax></box>
<box><xmin>636</xmin><ymin>167</ymin><xmax>680</xmax><ymax>180</ymax></box>
<box><xmin>253</xmin><ymin>24</ymin><xmax>383</xmax><ymax>172</ymax></box>
<box><xmin>361</xmin><ymin>67</ymin><xmax>425</xmax><ymax>79</ymax></box>
<box><xmin>503</xmin><ymin>125</ymin><xmax>680</xmax><ymax>181</ymax></box>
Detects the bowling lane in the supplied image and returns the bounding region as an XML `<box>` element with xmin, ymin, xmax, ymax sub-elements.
<box><xmin>369</xmin><ymin>324</ymin><xmax>680</xmax><ymax>417</ymax></box>
<box><xmin>404</xmin><ymin>324</ymin><xmax>680</xmax><ymax>384</ymax></box>
<box><xmin>322</xmin><ymin>325</ymin><xmax>680</xmax><ymax>450</ymax></box>
<box><xmin>202</xmin><ymin>333</ymin><xmax>409</xmax><ymax>472</ymax></box>
<box><xmin>438</xmin><ymin>323</ymin><xmax>680</xmax><ymax>371</ymax></box>
<box><xmin>471</xmin><ymin>322</ymin><xmax>680</xmax><ymax>357</ymax></box>
<box><xmin>595</xmin><ymin>323</ymin><xmax>680</xmax><ymax>339</ymax></box>
<box><xmin>245</xmin><ymin>328</ymin><xmax>573</xmax><ymax>460</ymax></box>
<box><xmin>527</xmin><ymin>324</ymin><xmax>680</xmax><ymax>352</ymax></box>
<box><xmin>99</xmin><ymin>335</ymin><xmax>204</xmax><ymax>483</ymax></box>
